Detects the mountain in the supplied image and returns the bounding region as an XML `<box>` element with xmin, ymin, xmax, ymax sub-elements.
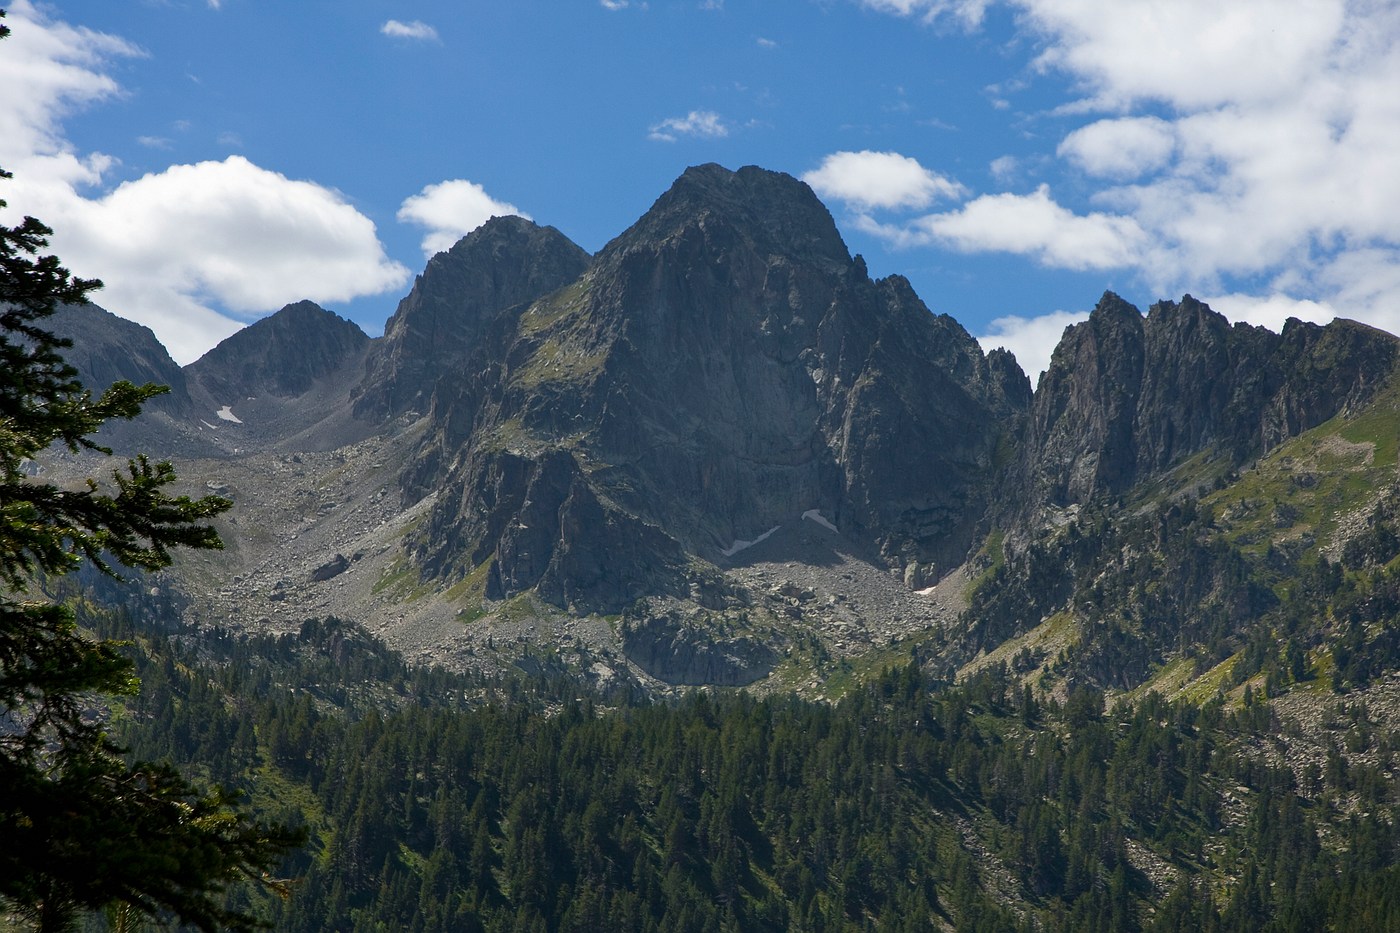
<box><xmin>960</xmin><ymin>297</ymin><xmax>1400</xmax><ymax>695</ymax></box>
<box><xmin>39</xmin><ymin>164</ymin><xmax>1400</xmax><ymax>933</ymax></box>
<box><xmin>43</xmin><ymin>302</ymin><xmax>197</xmax><ymax>451</ymax></box>
<box><xmin>47</xmin><ymin>303</ymin><xmax>190</xmax><ymax>404</ymax></box>
<box><xmin>1010</xmin><ymin>291</ymin><xmax>1397</xmax><ymax>520</ymax></box>
<box><xmin>354</xmin><ymin>215</ymin><xmax>591</xmax><ymax>422</ymax></box>
<box><xmin>181</xmin><ymin>300</ymin><xmax>375</xmax><ymax>449</ymax></box>
<box><xmin>405</xmin><ymin>165</ymin><xmax>1029</xmax><ymax>612</ymax></box>
<box><xmin>41</xmin><ymin>163</ymin><xmax>1400</xmax><ymax>704</ymax></box>
<box><xmin>187</xmin><ymin>299</ymin><xmax>369</xmax><ymax>402</ymax></box>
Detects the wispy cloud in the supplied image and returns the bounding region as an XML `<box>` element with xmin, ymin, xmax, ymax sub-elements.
<box><xmin>137</xmin><ymin>135</ymin><xmax>172</xmax><ymax>150</ymax></box>
<box><xmin>757</xmin><ymin>37</ymin><xmax>777</xmax><ymax>48</ymax></box>
<box><xmin>988</xmin><ymin>155</ymin><xmax>1019</xmax><ymax>184</ymax></box>
<box><xmin>648</xmin><ymin>110</ymin><xmax>729</xmax><ymax>142</ymax></box>
<box><xmin>859</xmin><ymin>0</ymin><xmax>990</xmax><ymax>27</ymax></box>
<box><xmin>380</xmin><ymin>20</ymin><xmax>440</xmax><ymax>42</ymax></box>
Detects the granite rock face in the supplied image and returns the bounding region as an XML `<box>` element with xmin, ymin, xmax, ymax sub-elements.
<box><xmin>622</xmin><ymin>610</ymin><xmax>778</xmax><ymax>687</ymax></box>
<box><xmin>353</xmin><ymin>216</ymin><xmax>591</xmax><ymax>421</ymax></box>
<box><xmin>1012</xmin><ymin>292</ymin><xmax>1399</xmax><ymax>515</ymax></box>
<box><xmin>186</xmin><ymin>300</ymin><xmax>369</xmax><ymax>402</ymax></box>
<box><xmin>407</xmin><ymin>165</ymin><xmax>1026</xmax><ymax>611</ymax></box>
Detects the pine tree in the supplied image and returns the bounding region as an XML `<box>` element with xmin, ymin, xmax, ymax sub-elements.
<box><xmin>0</xmin><ymin>17</ymin><xmax>299</xmax><ymax>926</ymax></box>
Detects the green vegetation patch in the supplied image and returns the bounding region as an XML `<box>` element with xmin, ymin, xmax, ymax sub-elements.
<box><xmin>821</xmin><ymin>636</ymin><xmax>927</xmax><ymax>701</ymax></box>
<box><xmin>965</xmin><ymin>528</ymin><xmax>1006</xmax><ymax>602</ymax></box>
<box><xmin>517</xmin><ymin>278</ymin><xmax>591</xmax><ymax>337</ymax></box>
<box><xmin>1179</xmin><ymin>652</ymin><xmax>1241</xmax><ymax>705</ymax></box>
<box><xmin>1118</xmin><ymin>655</ymin><xmax>1198</xmax><ymax>705</ymax></box>
<box><xmin>511</xmin><ymin>336</ymin><xmax>611</xmax><ymax>389</ymax></box>
<box><xmin>958</xmin><ymin>610</ymin><xmax>1079</xmax><ymax>685</ymax></box>
<box><xmin>511</xmin><ymin>277</ymin><xmax>612</xmax><ymax>390</ymax></box>
<box><xmin>1206</xmin><ymin>396</ymin><xmax>1399</xmax><ymax>560</ymax></box>
<box><xmin>371</xmin><ymin>557</ymin><xmax>415</xmax><ymax>597</ymax></box>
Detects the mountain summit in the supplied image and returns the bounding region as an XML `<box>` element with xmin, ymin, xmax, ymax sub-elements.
<box><xmin>397</xmin><ymin>165</ymin><xmax>1028</xmax><ymax>611</ymax></box>
<box><xmin>354</xmin><ymin>215</ymin><xmax>591</xmax><ymax>421</ymax></box>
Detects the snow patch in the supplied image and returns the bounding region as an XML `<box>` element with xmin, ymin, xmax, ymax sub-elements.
<box><xmin>216</xmin><ymin>406</ymin><xmax>243</xmax><ymax>424</ymax></box>
<box><xmin>802</xmin><ymin>509</ymin><xmax>838</xmax><ymax>533</ymax></box>
<box><xmin>199</xmin><ymin>420</ymin><xmax>219</xmax><ymax>431</ymax></box>
<box><xmin>721</xmin><ymin>525</ymin><xmax>781</xmax><ymax>557</ymax></box>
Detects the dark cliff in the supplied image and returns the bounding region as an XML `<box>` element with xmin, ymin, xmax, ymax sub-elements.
<box><xmin>1011</xmin><ymin>292</ymin><xmax>1398</xmax><ymax>517</ymax></box>
<box><xmin>407</xmin><ymin>164</ymin><xmax>1028</xmax><ymax>611</ymax></box>
<box><xmin>353</xmin><ymin>216</ymin><xmax>591</xmax><ymax>421</ymax></box>
<box><xmin>185</xmin><ymin>300</ymin><xmax>369</xmax><ymax>402</ymax></box>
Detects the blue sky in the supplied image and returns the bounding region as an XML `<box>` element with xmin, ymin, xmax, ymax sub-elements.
<box><xmin>3</xmin><ymin>1</ymin><xmax>1399</xmax><ymax>379</ymax></box>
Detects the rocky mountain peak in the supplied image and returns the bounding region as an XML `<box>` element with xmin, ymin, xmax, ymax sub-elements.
<box><xmin>1010</xmin><ymin>292</ymin><xmax>1400</xmax><ymax>524</ymax></box>
<box><xmin>600</xmin><ymin>163</ymin><xmax>851</xmax><ymax>271</ymax></box>
<box><xmin>186</xmin><ymin>300</ymin><xmax>369</xmax><ymax>401</ymax></box>
<box><xmin>352</xmin><ymin>216</ymin><xmax>591</xmax><ymax>420</ymax></box>
<box><xmin>398</xmin><ymin>164</ymin><xmax>1024</xmax><ymax>612</ymax></box>
<box><xmin>1015</xmin><ymin>291</ymin><xmax>1147</xmax><ymax>507</ymax></box>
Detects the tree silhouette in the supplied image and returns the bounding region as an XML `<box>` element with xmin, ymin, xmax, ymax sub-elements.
<box><xmin>0</xmin><ymin>12</ymin><xmax>299</xmax><ymax>927</ymax></box>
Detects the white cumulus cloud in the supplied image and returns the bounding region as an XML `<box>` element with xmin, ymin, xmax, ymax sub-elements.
<box><xmin>977</xmin><ymin>309</ymin><xmax>1090</xmax><ymax>381</ymax></box>
<box><xmin>1021</xmin><ymin>0</ymin><xmax>1349</xmax><ymax>112</ymax></box>
<box><xmin>860</xmin><ymin>184</ymin><xmax>1147</xmax><ymax>271</ymax></box>
<box><xmin>648</xmin><ymin>110</ymin><xmax>729</xmax><ymax>142</ymax></box>
<box><xmin>397</xmin><ymin>180</ymin><xmax>530</xmax><ymax>257</ymax></box>
<box><xmin>1200</xmin><ymin>292</ymin><xmax>1338</xmax><ymax>334</ymax></box>
<box><xmin>0</xmin><ymin>1</ymin><xmax>409</xmax><ymax>364</ymax></box>
<box><xmin>0</xmin><ymin>0</ymin><xmax>138</xmax><ymax>193</ymax></box>
<box><xmin>380</xmin><ymin>20</ymin><xmax>440</xmax><ymax>42</ymax></box>
<box><xmin>803</xmin><ymin>150</ymin><xmax>966</xmax><ymax>211</ymax></box>
<box><xmin>1057</xmin><ymin>117</ymin><xmax>1176</xmax><ymax>179</ymax></box>
<box><xmin>42</xmin><ymin>157</ymin><xmax>408</xmax><ymax>363</ymax></box>
<box><xmin>856</xmin><ymin>0</ymin><xmax>1400</xmax><ymax>339</ymax></box>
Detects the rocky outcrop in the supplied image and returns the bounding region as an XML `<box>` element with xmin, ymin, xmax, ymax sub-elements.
<box><xmin>1015</xmin><ymin>292</ymin><xmax>1146</xmax><ymax>507</ymax></box>
<box><xmin>1012</xmin><ymin>292</ymin><xmax>1399</xmax><ymax>516</ymax></box>
<box><xmin>46</xmin><ymin>303</ymin><xmax>192</xmax><ymax>416</ymax></box>
<box><xmin>186</xmin><ymin>300</ymin><xmax>369</xmax><ymax>401</ymax></box>
<box><xmin>352</xmin><ymin>216</ymin><xmax>591</xmax><ymax>420</ymax></box>
<box><xmin>622</xmin><ymin>610</ymin><xmax>778</xmax><ymax>686</ymax></box>
<box><xmin>408</xmin><ymin>164</ymin><xmax>1028</xmax><ymax>610</ymax></box>
<box><xmin>419</xmin><ymin>446</ymin><xmax>689</xmax><ymax>613</ymax></box>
